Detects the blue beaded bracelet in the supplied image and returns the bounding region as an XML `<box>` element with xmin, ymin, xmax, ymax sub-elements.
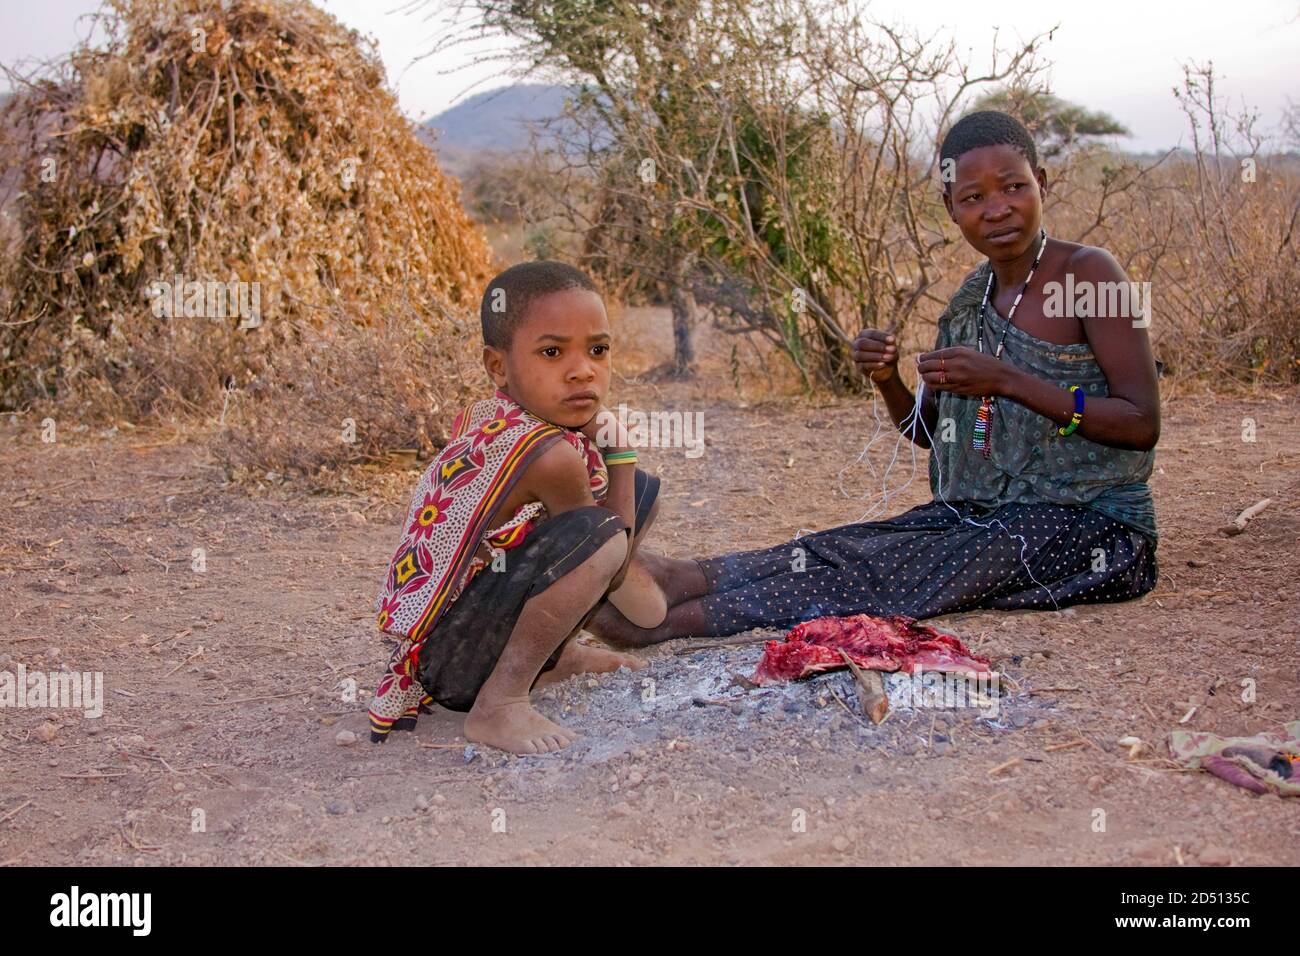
<box><xmin>1058</xmin><ymin>385</ymin><xmax>1085</xmax><ymax>436</ymax></box>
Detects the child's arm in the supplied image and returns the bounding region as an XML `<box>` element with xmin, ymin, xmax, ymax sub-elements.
<box><xmin>598</xmin><ymin>451</ymin><xmax>637</xmax><ymax>542</ymax></box>
<box><xmin>579</xmin><ymin>408</ymin><xmax>636</xmax><ymax>542</ymax></box>
<box><xmin>579</xmin><ymin>408</ymin><xmax>666</xmax><ymax>627</ymax></box>
<box><xmin>597</xmin><ymin>455</ymin><xmax>637</xmax><ymax>591</ymax></box>
<box><xmin>518</xmin><ymin>432</ymin><xmax>663</xmax><ymax>625</ymax></box>
<box><xmin>520</xmin><ymin>441</ymin><xmax>600</xmax><ymax>517</ymax></box>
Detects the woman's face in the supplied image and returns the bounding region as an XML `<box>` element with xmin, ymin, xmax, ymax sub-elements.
<box><xmin>943</xmin><ymin>143</ymin><xmax>1047</xmax><ymax>262</ymax></box>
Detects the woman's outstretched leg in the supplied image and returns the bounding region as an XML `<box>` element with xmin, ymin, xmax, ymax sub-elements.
<box><xmin>588</xmin><ymin>594</ymin><xmax>713</xmax><ymax>648</ymax></box>
<box><xmin>631</xmin><ymin>550</ymin><xmax>711</xmax><ymax>607</ymax></box>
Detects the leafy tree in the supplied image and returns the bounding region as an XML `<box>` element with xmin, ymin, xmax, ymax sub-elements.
<box><xmin>971</xmin><ymin>89</ymin><xmax>1129</xmax><ymax>158</ymax></box>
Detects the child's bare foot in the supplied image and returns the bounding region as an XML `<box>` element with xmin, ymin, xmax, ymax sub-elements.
<box><xmin>534</xmin><ymin>633</ymin><xmax>644</xmax><ymax>688</ymax></box>
<box><xmin>464</xmin><ymin>695</ymin><xmax>580</xmax><ymax>755</ymax></box>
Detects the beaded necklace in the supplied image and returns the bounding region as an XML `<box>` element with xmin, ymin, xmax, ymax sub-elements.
<box><xmin>971</xmin><ymin>229</ymin><xmax>1048</xmax><ymax>458</ymax></box>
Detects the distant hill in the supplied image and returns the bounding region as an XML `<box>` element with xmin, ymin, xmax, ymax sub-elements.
<box><xmin>418</xmin><ymin>83</ymin><xmax>571</xmax><ymax>175</ymax></box>
<box><xmin>422</xmin><ymin>83</ymin><xmax>571</xmax><ymax>151</ymax></box>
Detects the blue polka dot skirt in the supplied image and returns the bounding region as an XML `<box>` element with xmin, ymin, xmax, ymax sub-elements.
<box><xmin>696</xmin><ymin>500</ymin><xmax>1158</xmax><ymax>637</ymax></box>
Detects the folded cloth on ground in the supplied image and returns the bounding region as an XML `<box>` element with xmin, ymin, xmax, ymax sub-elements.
<box><xmin>1168</xmin><ymin>721</ymin><xmax>1300</xmax><ymax>796</ymax></box>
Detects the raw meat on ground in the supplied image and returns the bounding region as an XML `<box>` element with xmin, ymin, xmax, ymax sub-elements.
<box><xmin>752</xmin><ymin>614</ymin><xmax>993</xmax><ymax>685</ymax></box>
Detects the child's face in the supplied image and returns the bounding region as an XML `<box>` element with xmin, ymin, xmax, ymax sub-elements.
<box><xmin>943</xmin><ymin>144</ymin><xmax>1047</xmax><ymax>261</ymax></box>
<box><xmin>483</xmin><ymin>288</ymin><xmax>612</xmax><ymax>429</ymax></box>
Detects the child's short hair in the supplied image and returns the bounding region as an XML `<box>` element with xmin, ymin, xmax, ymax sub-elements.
<box><xmin>939</xmin><ymin>110</ymin><xmax>1038</xmax><ymax>189</ymax></box>
<box><xmin>479</xmin><ymin>260</ymin><xmax>598</xmax><ymax>350</ymax></box>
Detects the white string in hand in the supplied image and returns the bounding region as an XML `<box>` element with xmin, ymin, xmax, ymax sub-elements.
<box><xmin>837</xmin><ymin>372</ymin><xmax>1059</xmax><ymax>610</ymax></box>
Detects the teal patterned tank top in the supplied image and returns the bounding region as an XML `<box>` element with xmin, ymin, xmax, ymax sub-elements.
<box><xmin>927</xmin><ymin>264</ymin><xmax>1158</xmax><ymax>542</ymax></box>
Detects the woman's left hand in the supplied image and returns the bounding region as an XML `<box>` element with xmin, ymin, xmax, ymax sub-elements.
<box><xmin>915</xmin><ymin>347</ymin><xmax>1017</xmax><ymax>397</ymax></box>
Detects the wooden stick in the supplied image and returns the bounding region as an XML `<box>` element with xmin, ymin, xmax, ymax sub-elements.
<box><xmin>59</xmin><ymin>770</ymin><xmax>129</xmax><ymax>780</ymax></box>
<box><xmin>1044</xmin><ymin>739</ymin><xmax>1089</xmax><ymax>753</ymax></box>
<box><xmin>672</xmin><ymin>635</ymin><xmax>772</xmax><ymax>655</ymax></box>
<box><xmin>162</xmin><ymin>647</ymin><xmax>204</xmax><ymax>679</ymax></box>
<box><xmin>1221</xmin><ymin>498</ymin><xmax>1271</xmax><ymax>536</ymax></box>
<box><xmin>119</xmin><ymin>823</ymin><xmax>161</xmax><ymax>853</ymax></box>
<box><xmin>125</xmin><ymin>751</ymin><xmax>178</xmax><ymax>773</ymax></box>
<box><xmin>340</xmin><ymin>770</ymin><xmax>402</xmax><ymax>778</ymax></box>
<box><xmin>151</xmin><ymin>627</ymin><xmax>193</xmax><ymax>649</ymax></box>
<box><xmin>838</xmin><ymin>650</ymin><xmax>888</xmax><ymax>725</ymax></box>
<box><xmin>988</xmin><ymin>757</ymin><xmax>1021</xmax><ymax>776</ymax></box>
<box><xmin>0</xmin><ymin>800</ymin><xmax>32</xmax><ymax>825</ymax></box>
<box><xmin>100</xmin><ymin>548</ymin><xmax>128</xmax><ymax>574</ymax></box>
<box><xmin>827</xmin><ymin>687</ymin><xmax>864</xmax><ymax>726</ymax></box>
<box><xmin>270</xmin><ymin>847</ymin><xmax>311</xmax><ymax>867</ymax></box>
<box><xmin>203</xmin><ymin>690</ymin><xmax>302</xmax><ymax>707</ymax></box>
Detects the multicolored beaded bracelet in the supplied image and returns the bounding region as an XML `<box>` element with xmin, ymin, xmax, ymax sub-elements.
<box><xmin>1058</xmin><ymin>385</ymin><xmax>1085</xmax><ymax>437</ymax></box>
<box><xmin>603</xmin><ymin>450</ymin><xmax>639</xmax><ymax>466</ymax></box>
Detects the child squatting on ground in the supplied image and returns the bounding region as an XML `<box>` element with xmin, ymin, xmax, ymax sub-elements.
<box><xmin>367</xmin><ymin>261</ymin><xmax>668</xmax><ymax>755</ymax></box>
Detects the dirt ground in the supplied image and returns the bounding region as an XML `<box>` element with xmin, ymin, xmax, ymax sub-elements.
<box><xmin>1</xmin><ymin>316</ymin><xmax>1298</xmax><ymax>866</ymax></box>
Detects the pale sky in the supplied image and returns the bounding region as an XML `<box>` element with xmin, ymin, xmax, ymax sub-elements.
<box><xmin>3</xmin><ymin>0</ymin><xmax>1297</xmax><ymax>151</ymax></box>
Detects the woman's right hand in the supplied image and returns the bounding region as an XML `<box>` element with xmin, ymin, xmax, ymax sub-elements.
<box><xmin>851</xmin><ymin>329</ymin><xmax>899</xmax><ymax>383</ymax></box>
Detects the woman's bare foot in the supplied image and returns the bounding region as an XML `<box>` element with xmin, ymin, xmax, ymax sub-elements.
<box><xmin>587</xmin><ymin>598</ymin><xmax>711</xmax><ymax>649</ymax></box>
<box><xmin>533</xmin><ymin>633</ymin><xmax>645</xmax><ymax>688</ymax></box>
<box><xmin>587</xmin><ymin>601</ymin><xmax>673</xmax><ymax>648</ymax></box>
<box><xmin>464</xmin><ymin>695</ymin><xmax>580</xmax><ymax>755</ymax></box>
<box><xmin>637</xmin><ymin>552</ymin><xmax>709</xmax><ymax>605</ymax></box>
<box><xmin>586</xmin><ymin>601</ymin><xmax>656</xmax><ymax>647</ymax></box>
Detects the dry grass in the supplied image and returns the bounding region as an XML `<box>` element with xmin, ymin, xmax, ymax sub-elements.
<box><xmin>213</xmin><ymin>302</ymin><xmax>484</xmax><ymax>483</ymax></box>
<box><xmin>0</xmin><ymin>0</ymin><xmax>492</xmax><ymax>473</ymax></box>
